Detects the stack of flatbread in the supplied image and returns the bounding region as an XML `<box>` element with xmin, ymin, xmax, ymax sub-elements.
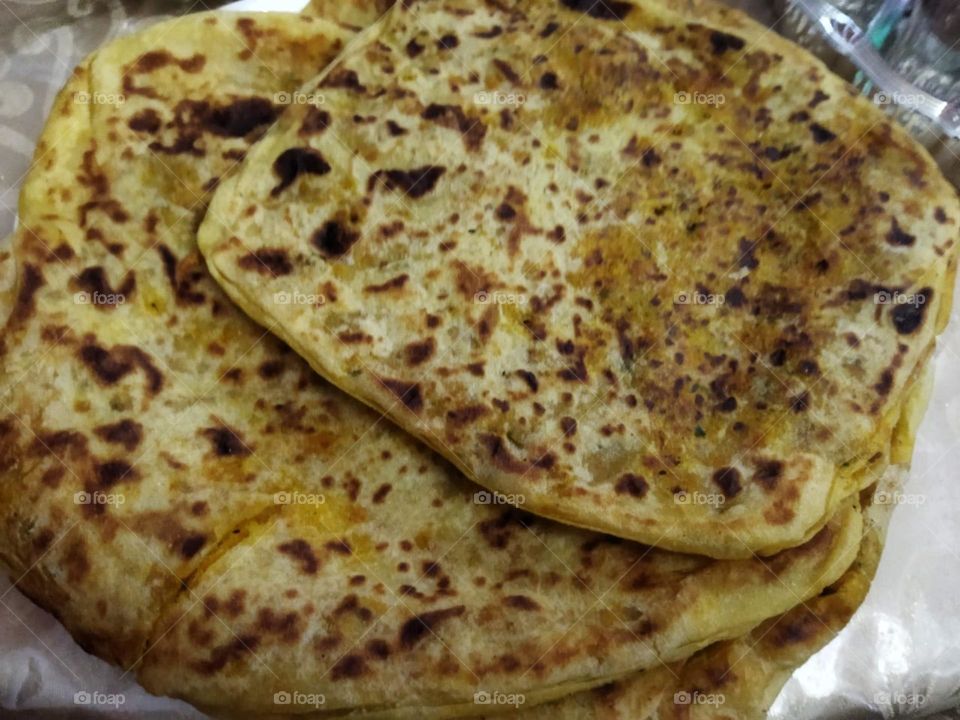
<box><xmin>0</xmin><ymin>0</ymin><xmax>953</xmax><ymax>717</ymax></box>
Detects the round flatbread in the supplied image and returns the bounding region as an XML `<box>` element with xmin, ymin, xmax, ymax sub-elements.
<box><xmin>0</xmin><ymin>7</ymin><xmax>863</xmax><ymax>719</ymax></box>
<box><xmin>199</xmin><ymin>0</ymin><xmax>958</xmax><ymax>558</ymax></box>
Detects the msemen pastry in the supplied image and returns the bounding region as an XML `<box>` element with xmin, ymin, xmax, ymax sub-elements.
<box><xmin>200</xmin><ymin>0</ymin><xmax>959</xmax><ymax>558</ymax></box>
<box><xmin>0</xmin><ymin>7</ymin><xmax>864</xmax><ymax>719</ymax></box>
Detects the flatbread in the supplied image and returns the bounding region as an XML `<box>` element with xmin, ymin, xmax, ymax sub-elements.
<box><xmin>0</xmin><ymin>8</ymin><xmax>864</xmax><ymax>719</ymax></box>
<box><xmin>1</xmin><ymin>10</ymin><xmax>354</xmax><ymax>668</ymax></box>
<box><xmin>487</xmin><ymin>481</ymin><xmax>888</xmax><ymax>720</ymax></box>
<box><xmin>199</xmin><ymin>0</ymin><xmax>959</xmax><ymax>558</ymax></box>
<box><xmin>479</xmin><ymin>314</ymin><xmax>930</xmax><ymax>720</ymax></box>
<box><xmin>140</xmin><ymin>504</ymin><xmax>860</xmax><ymax>719</ymax></box>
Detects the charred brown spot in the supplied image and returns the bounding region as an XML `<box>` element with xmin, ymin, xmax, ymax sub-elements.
<box><xmin>369</xmin><ymin>166</ymin><xmax>446</xmax><ymax>199</ymax></box>
<box><xmin>709</xmin><ymin>30</ymin><xmax>746</xmax><ymax>54</ymax></box>
<box><xmin>712</xmin><ymin>395</ymin><xmax>737</xmax><ymax>413</ymax></box>
<box><xmin>809</xmin><ymin>123</ymin><xmax>837</xmax><ymax>144</ymax></box>
<box><xmin>446</xmin><ymin>404</ymin><xmax>488</xmax><ymax>426</ymax></box>
<box><xmin>195</xmin><ymin>635</ymin><xmax>259</xmax><ymax>675</ymax></box>
<box><xmin>333</xmin><ymin>594</ymin><xmax>371</xmax><ymax>621</ymax></box>
<box><xmin>479</xmin><ymin>433</ymin><xmax>529</xmax><ymax>474</ymax></box>
<box><xmin>886</xmin><ymin>218</ymin><xmax>916</xmax><ymax>246</ymax></box>
<box><xmin>78</xmin><ymin>342</ymin><xmax>163</xmax><ymax>395</ymax></box>
<box><xmin>372</xmin><ymin>483</ymin><xmax>392</xmax><ymax>504</ymax></box>
<box><xmin>615</xmin><ymin>473</ymin><xmax>648</xmax><ymax>498</ymax></box>
<box><xmin>421</xmin><ymin>104</ymin><xmax>486</xmax><ymax>151</ymax></box>
<box><xmin>559</xmin><ymin>0</ymin><xmax>633</xmax><ymax>21</ymax></box>
<box><xmin>326</xmin><ymin>539</ymin><xmax>352</xmax><ymax>555</ymax></box>
<box><xmin>557</xmin><ymin>351</ymin><xmax>589</xmax><ymax>382</ymax></box>
<box><xmin>204</xmin><ymin>97</ymin><xmax>277</xmax><ymax>137</ymax></box>
<box><xmin>452</xmin><ymin>260</ymin><xmax>497</xmax><ymax>301</ymax></box>
<box><xmin>765</xmin><ymin>497</ymin><xmax>798</xmax><ymax>525</ymax></box>
<box><xmin>300</xmin><ymin>107</ymin><xmax>331</xmax><ymax>136</ymax></box>
<box><xmin>238</xmin><ymin>248</ymin><xmax>293</xmax><ymax>276</ymax></box>
<box><xmin>320</xmin><ymin>68</ymin><xmax>366</xmax><ymax>93</ymax></box>
<box><xmin>504</xmin><ymin>595</ymin><xmax>541</xmax><ymax>611</ymax></box>
<box><xmin>496</xmin><ymin>203</ymin><xmax>517</xmax><ymax>221</ymax></box>
<box><xmin>258</xmin><ymin>360</ymin><xmax>284</xmax><ymax>379</ymax></box>
<box><xmin>366</xmin><ymin>639</ymin><xmax>391</xmax><ymax>659</ymax></box>
<box><xmin>764</xmin><ymin>145</ymin><xmax>797</xmax><ymax>162</ymax></box>
<box><xmin>365</xmin><ymin>274</ymin><xmax>409</xmax><ymax>293</ymax></box>
<box><xmin>725</xmin><ymin>286</ymin><xmax>746</xmax><ymax>308</ymax></box>
<box><xmin>10</xmin><ymin>264</ymin><xmax>44</xmax><ymax>328</ymax></box>
<box><xmin>641</xmin><ymin>148</ymin><xmax>662</xmax><ymax>168</ymax></box>
<box><xmin>133</xmin><ymin>95</ymin><xmax>268</xmax><ymax>152</ymax></box>
<box><xmin>256</xmin><ymin>608</ymin><xmax>302</xmax><ymax>644</ymax></box>
<box><xmin>478</xmin><ymin>509</ymin><xmax>531</xmax><ymax>550</ymax></box>
<box><xmin>42</xmin><ymin>468</ymin><xmax>65</xmax><ymax>489</ymax></box>
<box><xmin>45</xmin><ymin>243</ymin><xmax>75</xmax><ymax>262</ymax></box>
<box><xmin>379</xmin><ymin>378</ymin><xmax>423</xmax><ymax>413</ymax></box>
<box><xmin>791</xmin><ymin>391</ymin><xmax>811</xmax><ymax>412</ymax></box>
<box><xmin>770</xmin><ymin>614</ymin><xmax>819</xmax><ymax>646</ymax></box>
<box><xmin>31</xmin><ymin>430</ymin><xmax>87</xmax><ymax>459</ymax></box>
<box><xmin>156</xmin><ymin>247</ymin><xmax>207</xmax><ymax>305</ymax></box>
<box><xmin>516</xmin><ymin>369</ymin><xmax>538</xmax><ymax>392</ymax></box>
<box><xmin>754</xmin><ymin>460</ymin><xmax>783</xmax><ymax>490</ymax></box>
<box><xmin>313</xmin><ymin>221</ymin><xmax>360</xmax><ymax>259</ymax></box>
<box><xmin>32</xmin><ymin>528</ymin><xmax>55</xmax><ymax>553</ymax></box>
<box><xmin>403</xmin><ymin>338</ymin><xmax>437</xmax><ymax>366</ymax></box>
<box><xmin>0</xmin><ymin>419</ymin><xmax>18</xmax><ymax>475</ymax></box>
<box><xmin>129</xmin><ymin>108</ymin><xmax>161</xmax><ymax>133</ymax></box>
<box><xmin>399</xmin><ymin>606</ymin><xmax>465</xmax><ymax>650</ymax></box>
<box><xmin>181</xmin><ymin>534</ymin><xmax>207</xmax><ymax>558</ymax></box>
<box><xmin>73</xmin><ymin>266</ymin><xmax>135</xmax><ymax>308</ymax></box>
<box><xmin>406</xmin><ymin>38</ymin><xmax>425</xmax><ymax>57</ymax></box>
<box><xmin>479</xmin><ymin>433</ymin><xmax>554</xmax><ymax>474</ymax></box>
<box><xmin>737</xmin><ymin>237</ymin><xmax>759</xmax><ymax>270</ymax></box>
<box><xmin>386</xmin><ymin>120</ymin><xmax>408</xmax><ymax>136</ymax></box>
<box><xmin>539</xmin><ymin>71</ymin><xmax>559</xmax><ymax>90</ymax></box>
<box><xmin>201</xmin><ymin>425</ymin><xmax>251</xmax><ymax>457</ymax></box>
<box><xmin>493</xmin><ymin>59</ymin><xmax>521</xmax><ymax>85</ymax></box>
<box><xmin>809</xmin><ymin>90</ymin><xmax>830</xmax><ymax>108</ymax></box>
<box><xmin>278</xmin><ymin>539</ymin><xmax>319</xmax><ymax>574</ymax></box>
<box><xmin>132</xmin><ymin>50</ymin><xmax>205</xmax><ymax>74</ymax></box>
<box><xmin>712</xmin><ymin>467</ymin><xmax>742</xmax><ymax>498</ymax></box>
<box><xmin>437</xmin><ymin>33</ymin><xmax>459</xmax><ymax>50</ymax></box>
<box><xmin>64</xmin><ymin>539</ymin><xmax>90</xmax><ymax>583</ymax></box>
<box><xmin>271</xmin><ymin>148</ymin><xmax>331</xmax><ymax>196</ymax></box>
<box><xmin>95</xmin><ymin>459</ymin><xmax>138</xmax><ymax>488</ymax></box>
<box><xmin>331</xmin><ymin>654</ymin><xmax>368</xmax><ymax>679</ymax></box>
<box><xmin>339</xmin><ymin>331</ymin><xmax>373</xmax><ymax>344</ymax></box>
<box><xmin>874</xmin><ymin>369</ymin><xmax>894</xmax><ymax>396</ymax></box>
<box><xmin>93</xmin><ymin>419</ymin><xmax>143</xmax><ymax>451</ymax></box>
<box><xmin>891</xmin><ymin>288</ymin><xmax>931</xmax><ymax>335</ymax></box>
<box><xmin>475</xmin><ymin>25</ymin><xmax>503</xmax><ymax>39</ymax></box>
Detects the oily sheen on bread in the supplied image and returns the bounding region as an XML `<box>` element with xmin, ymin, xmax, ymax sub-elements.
<box><xmin>199</xmin><ymin>0</ymin><xmax>958</xmax><ymax>559</ymax></box>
